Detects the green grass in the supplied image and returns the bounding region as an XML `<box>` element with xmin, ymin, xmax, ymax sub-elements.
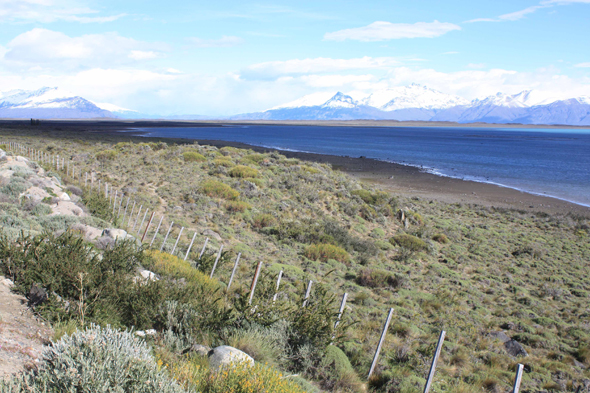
<box><xmin>1</xmin><ymin>128</ymin><xmax>589</xmax><ymax>393</ymax></box>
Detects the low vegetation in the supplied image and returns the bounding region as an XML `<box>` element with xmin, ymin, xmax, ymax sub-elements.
<box><xmin>0</xmin><ymin>128</ymin><xmax>588</xmax><ymax>392</ymax></box>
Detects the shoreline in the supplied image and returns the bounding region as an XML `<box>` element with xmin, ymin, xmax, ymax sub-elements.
<box><xmin>146</xmin><ymin>135</ymin><xmax>590</xmax><ymax>217</ymax></box>
<box><xmin>2</xmin><ymin>121</ymin><xmax>589</xmax><ymax>217</ymax></box>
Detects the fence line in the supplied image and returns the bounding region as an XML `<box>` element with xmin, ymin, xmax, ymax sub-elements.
<box><xmin>1</xmin><ymin>140</ymin><xmax>531</xmax><ymax>393</ymax></box>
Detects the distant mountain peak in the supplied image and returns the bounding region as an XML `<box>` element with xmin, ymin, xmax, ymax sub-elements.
<box><xmin>0</xmin><ymin>86</ymin><xmax>115</xmax><ymax>119</ymax></box>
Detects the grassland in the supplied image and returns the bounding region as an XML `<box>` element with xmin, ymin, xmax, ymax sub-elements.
<box><xmin>0</xmin><ymin>126</ymin><xmax>589</xmax><ymax>393</ymax></box>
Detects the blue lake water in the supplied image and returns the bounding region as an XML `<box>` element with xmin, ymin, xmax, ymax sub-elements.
<box><xmin>129</xmin><ymin>125</ymin><xmax>590</xmax><ymax>207</ymax></box>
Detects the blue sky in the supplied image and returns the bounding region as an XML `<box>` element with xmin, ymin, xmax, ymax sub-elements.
<box><xmin>1</xmin><ymin>0</ymin><xmax>589</xmax><ymax>115</ymax></box>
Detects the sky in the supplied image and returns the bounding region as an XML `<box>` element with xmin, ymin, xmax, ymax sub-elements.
<box><xmin>0</xmin><ymin>0</ymin><xmax>589</xmax><ymax>115</ymax></box>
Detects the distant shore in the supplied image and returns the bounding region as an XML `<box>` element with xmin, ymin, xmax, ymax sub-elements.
<box><xmin>2</xmin><ymin>119</ymin><xmax>589</xmax><ymax>217</ymax></box>
<box><xmin>1</xmin><ymin>118</ymin><xmax>589</xmax><ymax>130</ymax></box>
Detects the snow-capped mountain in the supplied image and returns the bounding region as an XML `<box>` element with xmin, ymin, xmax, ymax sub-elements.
<box><xmin>356</xmin><ymin>83</ymin><xmax>469</xmax><ymax>111</ymax></box>
<box><xmin>234</xmin><ymin>85</ymin><xmax>590</xmax><ymax>125</ymax></box>
<box><xmin>0</xmin><ymin>87</ymin><xmax>114</xmax><ymax>119</ymax></box>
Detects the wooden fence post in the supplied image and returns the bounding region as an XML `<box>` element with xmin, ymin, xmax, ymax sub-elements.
<box><xmin>512</xmin><ymin>364</ymin><xmax>524</xmax><ymax>393</ymax></box>
<box><xmin>141</xmin><ymin>212</ymin><xmax>155</xmax><ymax>243</ymax></box>
<box><xmin>150</xmin><ymin>216</ymin><xmax>164</xmax><ymax>247</ymax></box>
<box><xmin>160</xmin><ymin>222</ymin><xmax>174</xmax><ymax>252</ymax></box>
<box><xmin>117</xmin><ymin>195</ymin><xmax>124</xmax><ymax>218</ymax></box>
<box><xmin>171</xmin><ymin>227</ymin><xmax>184</xmax><ymax>255</ymax></box>
<box><xmin>199</xmin><ymin>237</ymin><xmax>209</xmax><ymax>260</ymax></box>
<box><xmin>209</xmin><ymin>244</ymin><xmax>224</xmax><ymax>278</ymax></box>
<box><xmin>302</xmin><ymin>280</ymin><xmax>313</xmax><ymax>307</ymax></box>
<box><xmin>112</xmin><ymin>191</ymin><xmax>118</xmax><ymax>214</ymax></box>
<box><xmin>184</xmin><ymin>232</ymin><xmax>197</xmax><ymax>261</ymax></box>
<box><xmin>226</xmin><ymin>252</ymin><xmax>241</xmax><ymax>291</ymax></box>
<box><xmin>367</xmin><ymin>308</ymin><xmax>394</xmax><ymax>380</ymax></box>
<box><xmin>272</xmin><ymin>270</ymin><xmax>284</xmax><ymax>303</ymax></box>
<box><xmin>248</xmin><ymin>261</ymin><xmax>263</xmax><ymax>305</ymax></box>
<box><xmin>423</xmin><ymin>330</ymin><xmax>446</xmax><ymax>393</ymax></box>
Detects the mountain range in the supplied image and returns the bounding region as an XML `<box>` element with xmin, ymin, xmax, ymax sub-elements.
<box><xmin>1</xmin><ymin>85</ymin><xmax>589</xmax><ymax>126</ymax></box>
<box><xmin>233</xmin><ymin>84</ymin><xmax>590</xmax><ymax>126</ymax></box>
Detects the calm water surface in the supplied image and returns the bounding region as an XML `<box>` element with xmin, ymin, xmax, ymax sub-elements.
<box><xmin>129</xmin><ymin>126</ymin><xmax>590</xmax><ymax>207</ymax></box>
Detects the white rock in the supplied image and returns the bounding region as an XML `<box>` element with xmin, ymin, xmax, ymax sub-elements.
<box><xmin>209</xmin><ymin>346</ymin><xmax>254</xmax><ymax>371</ymax></box>
<box><xmin>1</xmin><ymin>278</ymin><xmax>14</xmax><ymax>288</ymax></box>
<box><xmin>58</xmin><ymin>192</ymin><xmax>71</xmax><ymax>201</ymax></box>
<box><xmin>139</xmin><ymin>270</ymin><xmax>158</xmax><ymax>281</ymax></box>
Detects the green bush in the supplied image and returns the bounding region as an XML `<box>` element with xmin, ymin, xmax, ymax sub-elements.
<box><xmin>432</xmin><ymin>233</ymin><xmax>449</xmax><ymax>243</ymax></box>
<box><xmin>229</xmin><ymin>165</ymin><xmax>259</xmax><ymax>178</ymax></box>
<box><xmin>0</xmin><ymin>177</ymin><xmax>29</xmax><ymax>198</ymax></box>
<box><xmin>225</xmin><ymin>200</ymin><xmax>251</xmax><ymax>213</ymax></box>
<box><xmin>0</xmin><ymin>325</ymin><xmax>185</xmax><ymax>393</ymax></box>
<box><xmin>390</xmin><ymin>234</ymin><xmax>428</xmax><ymax>252</ymax></box>
<box><xmin>200</xmin><ymin>179</ymin><xmax>239</xmax><ymax>200</ymax></box>
<box><xmin>183</xmin><ymin>151</ymin><xmax>206</xmax><ymax>162</ymax></box>
<box><xmin>304</xmin><ymin>243</ymin><xmax>350</xmax><ymax>263</ymax></box>
<box><xmin>252</xmin><ymin>213</ymin><xmax>276</xmax><ymax>229</ymax></box>
<box><xmin>96</xmin><ymin>149</ymin><xmax>118</xmax><ymax>160</ymax></box>
<box><xmin>351</xmin><ymin>189</ymin><xmax>389</xmax><ymax>206</ymax></box>
<box><xmin>81</xmin><ymin>189</ymin><xmax>118</xmax><ymax>225</ymax></box>
<box><xmin>356</xmin><ymin>268</ymin><xmax>408</xmax><ymax>289</ymax></box>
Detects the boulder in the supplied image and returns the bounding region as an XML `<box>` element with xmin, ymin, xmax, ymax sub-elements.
<box><xmin>102</xmin><ymin>228</ymin><xmax>130</xmax><ymax>240</ymax></box>
<box><xmin>28</xmin><ymin>284</ymin><xmax>48</xmax><ymax>307</ymax></box>
<box><xmin>208</xmin><ymin>345</ymin><xmax>254</xmax><ymax>371</ymax></box>
<box><xmin>138</xmin><ymin>270</ymin><xmax>158</xmax><ymax>281</ymax></box>
<box><xmin>202</xmin><ymin>229</ymin><xmax>222</xmax><ymax>241</ymax></box>
<box><xmin>489</xmin><ymin>331</ymin><xmax>511</xmax><ymax>343</ymax></box>
<box><xmin>504</xmin><ymin>339</ymin><xmax>528</xmax><ymax>357</ymax></box>
<box><xmin>190</xmin><ymin>344</ymin><xmax>212</xmax><ymax>356</ymax></box>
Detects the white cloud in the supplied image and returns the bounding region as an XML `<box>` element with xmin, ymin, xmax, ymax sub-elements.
<box><xmin>2</xmin><ymin>28</ymin><xmax>167</xmax><ymax>71</ymax></box>
<box><xmin>498</xmin><ymin>5</ymin><xmax>547</xmax><ymax>21</ymax></box>
<box><xmin>0</xmin><ymin>0</ymin><xmax>125</xmax><ymax>23</ymax></box>
<box><xmin>467</xmin><ymin>0</ymin><xmax>590</xmax><ymax>23</ymax></box>
<box><xmin>324</xmin><ymin>21</ymin><xmax>460</xmax><ymax>41</ymax></box>
<box><xmin>467</xmin><ymin>63</ymin><xmax>486</xmax><ymax>69</ymax></box>
<box><xmin>187</xmin><ymin>36</ymin><xmax>244</xmax><ymax>48</ymax></box>
<box><xmin>300</xmin><ymin>74</ymin><xmax>375</xmax><ymax>88</ymax></box>
<box><xmin>128</xmin><ymin>50</ymin><xmax>159</xmax><ymax>60</ymax></box>
<box><xmin>574</xmin><ymin>62</ymin><xmax>590</xmax><ymax>68</ymax></box>
<box><xmin>242</xmin><ymin>56</ymin><xmax>402</xmax><ymax>79</ymax></box>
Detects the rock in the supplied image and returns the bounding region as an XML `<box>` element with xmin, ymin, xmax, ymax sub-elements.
<box><xmin>190</xmin><ymin>344</ymin><xmax>212</xmax><ymax>356</ymax></box>
<box><xmin>489</xmin><ymin>331</ymin><xmax>511</xmax><ymax>343</ymax></box>
<box><xmin>1</xmin><ymin>277</ymin><xmax>14</xmax><ymax>288</ymax></box>
<box><xmin>500</xmin><ymin>321</ymin><xmax>516</xmax><ymax>330</ymax></box>
<box><xmin>28</xmin><ymin>284</ymin><xmax>48</xmax><ymax>307</ymax></box>
<box><xmin>504</xmin><ymin>339</ymin><xmax>528</xmax><ymax>357</ymax></box>
<box><xmin>15</xmin><ymin>156</ymin><xmax>29</xmax><ymax>163</ymax></box>
<box><xmin>573</xmin><ymin>359</ymin><xmax>587</xmax><ymax>370</ymax></box>
<box><xmin>0</xmin><ymin>150</ymin><xmax>5</xmax><ymax>160</ymax></box>
<box><xmin>102</xmin><ymin>228</ymin><xmax>130</xmax><ymax>240</ymax></box>
<box><xmin>139</xmin><ymin>270</ymin><xmax>158</xmax><ymax>281</ymax></box>
<box><xmin>202</xmin><ymin>229</ymin><xmax>222</xmax><ymax>241</ymax></box>
<box><xmin>57</xmin><ymin>192</ymin><xmax>71</xmax><ymax>201</ymax></box>
<box><xmin>136</xmin><ymin>329</ymin><xmax>157</xmax><ymax>338</ymax></box>
<box><xmin>208</xmin><ymin>345</ymin><xmax>254</xmax><ymax>371</ymax></box>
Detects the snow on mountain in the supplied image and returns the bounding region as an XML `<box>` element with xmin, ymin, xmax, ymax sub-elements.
<box><xmin>270</xmin><ymin>92</ymin><xmax>337</xmax><ymax>110</ymax></box>
<box><xmin>321</xmin><ymin>92</ymin><xmax>357</xmax><ymax>109</ymax></box>
<box><xmin>0</xmin><ymin>87</ymin><xmax>115</xmax><ymax>119</ymax></box>
<box><xmin>356</xmin><ymin>83</ymin><xmax>469</xmax><ymax>111</ymax></box>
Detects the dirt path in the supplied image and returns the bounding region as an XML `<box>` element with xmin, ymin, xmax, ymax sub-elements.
<box><xmin>0</xmin><ymin>276</ymin><xmax>52</xmax><ymax>379</ymax></box>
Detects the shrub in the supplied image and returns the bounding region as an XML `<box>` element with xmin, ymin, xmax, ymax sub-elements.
<box><xmin>242</xmin><ymin>153</ymin><xmax>266</xmax><ymax>164</ymax></box>
<box><xmin>96</xmin><ymin>149</ymin><xmax>118</xmax><ymax>160</ymax></box>
<box><xmin>225</xmin><ymin>200</ymin><xmax>251</xmax><ymax>213</ymax></box>
<box><xmin>0</xmin><ymin>325</ymin><xmax>185</xmax><ymax>393</ymax></box>
<box><xmin>0</xmin><ymin>177</ymin><xmax>29</xmax><ymax>198</ymax></box>
<box><xmin>356</xmin><ymin>268</ymin><xmax>408</xmax><ymax>289</ymax></box>
<box><xmin>229</xmin><ymin>165</ymin><xmax>259</xmax><ymax>178</ymax></box>
<box><xmin>317</xmin><ymin>346</ymin><xmax>362</xmax><ymax>392</ymax></box>
<box><xmin>81</xmin><ymin>189</ymin><xmax>118</xmax><ymax>225</ymax></box>
<box><xmin>213</xmin><ymin>158</ymin><xmax>234</xmax><ymax>167</ymax></box>
<box><xmin>390</xmin><ymin>234</ymin><xmax>428</xmax><ymax>252</ymax></box>
<box><xmin>144</xmin><ymin>250</ymin><xmax>219</xmax><ymax>292</ymax></box>
<box><xmin>183</xmin><ymin>151</ymin><xmax>206</xmax><ymax>162</ymax></box>
<box><xmin>167</xmin><ymin>356</ymin><xmax>307</xmax><ymax>393</ymax></box>
<box><xmin>351</xmin><ymin>189</ymin><xmax>389</xmax><ymax>206</ymax></box>
<box><xmin>304</xmin><ymin>243</ymin><xmax>350</xmax><ymax>263</ymax></box>
<box><xmin>252</xmin><ymin>213</ymin><xmax>276</xmax><ymax>229</ymax></box>
<box><xmin>200</xmin><ymin>179</ymin><xmax>239</xmax><ymax>200</ymax></box>
<box><xmin>432</xmin><ymin>233</ymin><xmax>449</xmax><ymax>243</ymax></box>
